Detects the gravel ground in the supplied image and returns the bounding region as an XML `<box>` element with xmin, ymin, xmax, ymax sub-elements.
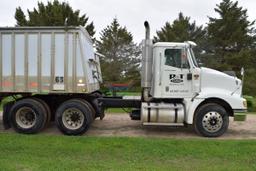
<box><xmin>1</xmin><ymin>112</ymin><xmax>256</xmax><ymax>139</ymax></box>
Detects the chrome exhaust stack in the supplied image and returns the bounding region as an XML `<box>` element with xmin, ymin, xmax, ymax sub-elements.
<box><xmin>141</xmin><ymin>21</ymin><xmax>153</xmax><ymax>102</ymax></box>
<box><xmin>144</xmin><ymin>21</ymin><xmax>150</xmax><ymax>40</ymax></box>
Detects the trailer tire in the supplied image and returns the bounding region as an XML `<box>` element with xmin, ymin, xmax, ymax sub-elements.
<box><xmin>55</xmin><ymin>99</ymin><xmax>93</xmax><ymax>135</ymax></box>
<box><xmin>194</xmin><ymin>103</ymin><xmax>229</xmax><ymax>137</ymax></box>
<box><xmin>9</xmin><ymin>98</ymin><xmax>47</xmax><ymax>134</ymax></box>
<box><xmin>70</xmin><ymin>99</ymin><xmax>96</xmax><ymax>120</ymax></box>
<box><xmin>87</xmin><ymin>103</ymin><xmax>96</xmax><ymax>120</ymax></box>
<box><xmin>32</xmin><ymin>97</ymin><xmax>51</xmax><ymax>127</ymax></box>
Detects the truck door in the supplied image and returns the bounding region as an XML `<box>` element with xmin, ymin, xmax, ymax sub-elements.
<box><xmin>161</xmin><ymin>48</ymin><xmax>193</xmax><ymax>98</ymax></box>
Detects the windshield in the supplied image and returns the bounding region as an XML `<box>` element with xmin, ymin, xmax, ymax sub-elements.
<box><xmin>189</xmin><ymin>48</ymin><xmax>198</xmax><ymax>67</ymax></box>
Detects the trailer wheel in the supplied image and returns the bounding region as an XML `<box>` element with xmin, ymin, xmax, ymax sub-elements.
<box><xmin>66</xmin><ymin>98</ymin><xmax>95</xmax><ymax>120</ymax></box>
<box><xmin>79</xmin><ymin>100</ymin><xmax>96</xmax><ymax>119</ymax></box>
<box><xmin>9</xmin><ymin>98</ymin><xmax>47</xmax><ymax>134</ymax></box>
<box><xmin>32</xmin><ymin>98</ymin><xmax>51</xmax><ymax>127</ymax></box>
<box><xmin>194</xmin><ymin>103</ymin><xmax>229</xmax><ymax>137</ymax></box>
<box><xmin>55</xmin><ymin>99</ymin><xmax>93</xmax><ymax>135</ymax></box>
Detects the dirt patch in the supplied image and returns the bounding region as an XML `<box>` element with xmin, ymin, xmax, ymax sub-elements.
<box><xmin>1</xmin><ymin>112</ymin><xmax>256</xmax><ymax>139</ymax></box>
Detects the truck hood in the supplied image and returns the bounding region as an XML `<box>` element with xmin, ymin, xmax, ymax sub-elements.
<box><xmin>200</xmin><ymin>67</ymin><xmax>242</xmax><ymax>96</ymax></box>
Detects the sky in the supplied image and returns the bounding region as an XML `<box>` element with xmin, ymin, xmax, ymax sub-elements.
<box><xmin>0</xmin><ymin>0</ymin><xmax>255</xmax><ymax>43</ymax></box>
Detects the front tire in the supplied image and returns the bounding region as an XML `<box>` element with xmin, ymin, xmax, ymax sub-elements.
<box><xmin>194</xmin><ymin>103</ymin><xmax>229</xmax><ymax>137</ymax></box>
<box><xmin>55</xmin><ymin>99</ymin><xmax>93</xmax><ymax>135</ymax></box>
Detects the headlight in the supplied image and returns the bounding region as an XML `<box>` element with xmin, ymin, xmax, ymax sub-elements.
<box><xmin>243</xmin><ymin>100</ymin><xmax>247</xmax><ymax>108</ymax></box>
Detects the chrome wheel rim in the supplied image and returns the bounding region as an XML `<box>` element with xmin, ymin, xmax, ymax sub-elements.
<box><xmin>202</xmin><ymin>111</ymin><xmax>223</xmax><ymax>133</ymax></box>
<box><xmin>62</xmin><ymin>108</ymin><xmax>84</xmax><ymax>130</ymax></box>
<box><xmin>15</xmin><ymin>107</ymin><xmax>37</xmax><ymax>129</ymax></box>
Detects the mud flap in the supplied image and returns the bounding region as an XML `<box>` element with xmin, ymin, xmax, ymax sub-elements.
<box><xmin>2</xmin><ymin>102</ymin><xmax>14</xmax><ymax>129</ymax></box>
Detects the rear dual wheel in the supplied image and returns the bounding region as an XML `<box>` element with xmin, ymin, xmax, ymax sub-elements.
<box><xmin>32</xmin><ymin>97</ymin><xmax>52</xmax><ymax>126</ymax></box>
<box><xmin>9</xmin><ymin>98</ymin><xmax>48</xmax><ymax>134</ymax></box>
<box><xmin>55</xmin><ymin>99</ymin><xmax>95</xmax><ymax>135</ymax></box>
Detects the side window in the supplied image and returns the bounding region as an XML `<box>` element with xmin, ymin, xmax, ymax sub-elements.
<box><xmin>164</xmin><ymin>49</ymin><xmax>189</xmax><ymax>68</ymax></box>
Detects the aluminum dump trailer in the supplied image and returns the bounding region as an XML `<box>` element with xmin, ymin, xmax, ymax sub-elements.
<box><xmin>0</xmin><ymin>26</ymin><xmax>102</xmax><ymax>94</ymax></box>
<box><xmin>0</xmin><ymin>26</ymin><xmax>104</xmax><ymax>135</ymax></box>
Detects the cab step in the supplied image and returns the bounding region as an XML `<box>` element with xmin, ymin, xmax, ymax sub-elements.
<box><xmin>143</xmin><ymin>122</ymin><xmax>184</xmax><ymax>126</ymax></box>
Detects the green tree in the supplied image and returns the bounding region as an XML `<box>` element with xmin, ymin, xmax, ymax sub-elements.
<box><xmin>14</xmin><ymin>0</ymin><xmax>95</xmax><ymax>36</ymax></box>
<box><xmin>208</xmin><ymin>0</ymin><xmax>254</xmax><ymax>53</ymax></box>
<box><xmin>154</xmin><ymin>12</ymin><xmax>206</xmax><ymax>44</ymax></box>
<box><xmin>97</xmin><ymin>18</ymin><xmax>141</xmax><ymax>83</ymax></box>
<box><xmin>207</xmin><ymin>0</ymin><xmax>256</xmax><ymax>95</ymax></box>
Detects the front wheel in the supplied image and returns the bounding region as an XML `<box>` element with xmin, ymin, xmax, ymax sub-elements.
<box><xmin>194</xmin><ymin>103</ymin><xmax>229</xmax><ymax>137</ymax></box>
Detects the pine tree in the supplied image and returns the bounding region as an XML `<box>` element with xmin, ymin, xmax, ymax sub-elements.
<box><xmin>208</xmin><ymin>0</ymin><xmax>254</xmax><ymax>53</ymax></box>
<box><xmin>15</xmin><ymin>7</ymin><xmax>27</xmax><ymax>26</ymax></box>
<box><xmin>207</xmin><ymin>0</ymin><xmax>256</xmax><ymax>95</ymax></box>
<box><xmin>97</xmin><ymin>18</ymin><xmax>141</xmax><ymax>83</ymax></box>
<box><xmin>154</xmin><ymin>12</ymin><xmax>206</xmax><ymax>43</ymax></box>
<box><xmin>207</xmin><ymin>0</ymin><xmax>255</xmax><ymax>70</ymax></box>
<box><xmin>14</xmin><ymin>0</ymin><xmax>95</xmax><ymax>36</ymax></box>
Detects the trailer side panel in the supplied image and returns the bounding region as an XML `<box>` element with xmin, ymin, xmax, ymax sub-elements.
<box><xmin>0</xmin><ymin>27</ymin><xmax>101</xmax><ymax>94</ymax></box>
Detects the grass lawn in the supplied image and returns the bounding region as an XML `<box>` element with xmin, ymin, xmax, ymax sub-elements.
<box><xmin>105</xmin><ymin>108</ymin><xmax>132</xmax><ymax>113</ymax></box>
<box><xmin>0</xmin><ymin>133</ymin><xmax>256</xmax><ymax>171</ymax></box>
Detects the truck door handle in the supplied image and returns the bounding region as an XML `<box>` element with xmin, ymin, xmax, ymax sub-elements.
<box><xmin>187</xmin><ymin>73</ymin><xmax>192</xmax><ymax>80</ymax></box>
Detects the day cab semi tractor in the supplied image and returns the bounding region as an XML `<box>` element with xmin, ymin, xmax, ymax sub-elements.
<box><xmin>0</xmin><ymin>22</ymin><xmax>247</xmax><ymax>137</ymax></box>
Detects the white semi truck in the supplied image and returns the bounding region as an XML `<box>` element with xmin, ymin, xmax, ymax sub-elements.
<box><xmin>0</xmin><ymin>22</ymin><xmax>247</xmax><ymax>137</ymax></box>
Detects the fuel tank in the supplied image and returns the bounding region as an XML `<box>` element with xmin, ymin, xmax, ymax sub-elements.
<box><xmin>141</xmin><ymin>102</ymin><xmax>185</xmax><ymax>124</ymax></box>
